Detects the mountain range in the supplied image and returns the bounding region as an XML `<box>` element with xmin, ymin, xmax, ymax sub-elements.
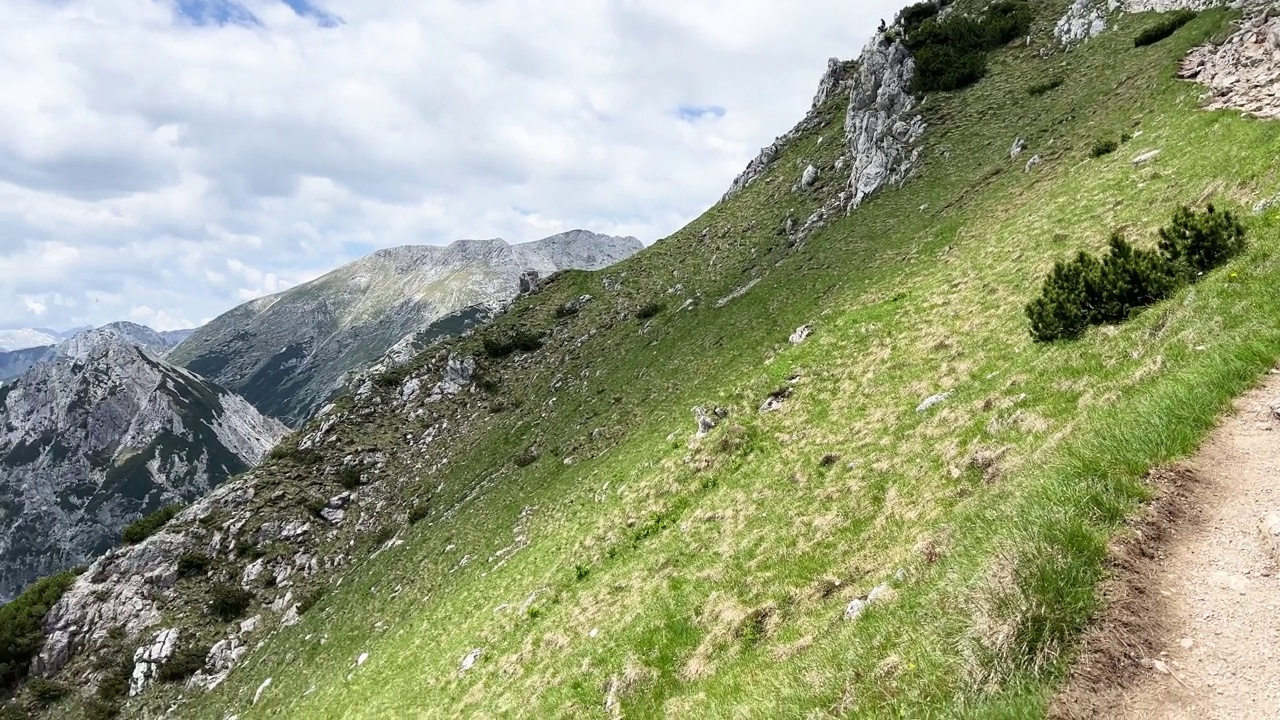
<box><xmin>0</xmin><ymin>325</ymin><xmax>195</xmax><ymax>384</ymax></box>
<box><xmin>167</xmin><ymin>230</ymin><xmax>643</xmax><ymax>425</ymax></box>
<box><xmin>7</xmin><ymin>1</ymin><xmax>1279</xmax><ymax>716</ymax></box>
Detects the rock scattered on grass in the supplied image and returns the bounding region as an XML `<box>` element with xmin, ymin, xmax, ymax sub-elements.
<box><xmin>1131</xmin><ymin>149</ymin><xmax>1161</xmax><ymax>166</ymax></box>
<box><xmin>460</xmin><ymin>648</ymin><xmax>482</xmax><ymax>674</ymax></box>
<box><xmin>916</xmin><ymin>392</ymin><xmax>952</xmax><ymax>414</ymax></box>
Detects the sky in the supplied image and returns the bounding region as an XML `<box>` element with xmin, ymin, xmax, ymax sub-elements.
<box><xmin>0</xmin><ymin>0</ymin><xmax>901</xmax><ymax>332</ymax></box>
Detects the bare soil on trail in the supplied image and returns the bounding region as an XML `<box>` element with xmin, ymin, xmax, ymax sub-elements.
<box><xmin>1054</xmin><ymin>371</ymin><xmax>1280</xmax><ymax>719</ymax></box>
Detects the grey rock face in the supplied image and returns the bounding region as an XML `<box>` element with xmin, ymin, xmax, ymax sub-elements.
<box><xmin>723</xmin><ymin>58</ymin><xmax>858</xmax><ymax>201</ymax></box>
<box><xmin>0</xmin><ymin>329</ymin><xmax>286</xmax><ymax>601</ymax></box>
<box><xmin>130</xmin><ymin>628</ymin><xmax>179</xmax><ymax>696</ymax></box>
<box><xmin>0</xmin><ymin>329</ymin><xmax>61</xmax><ymax>353</ymax></box>
<box><xmin>1024</xmin><ymin>154</ymin><xmax>1044</xmax><ymax>173</ymax></box>
<box><xmin>168</xmin><ymin>231</ymin><xmax>642</xmax><ymax>426</ymax></box>
<box><xmin>1055</xmin><ymin>0</ymin><xmax>1108</xmax><ymax>47</ymax></box>
<box><xmin>845</xmin><ymin>35</ymin><xmax>926</xmax><ymax>210</ymax></box>
<box><xmin>1180</xmin><ymin>8</ymin><xmax>1280</xmax><ymax>120</ymax></box>
<box><xmin>1009</xmin><ymin>137</ymin><xmax>1027</xmax><ymax>160</ymax></box>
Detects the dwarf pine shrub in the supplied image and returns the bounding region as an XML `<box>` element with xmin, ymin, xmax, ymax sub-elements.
<box><xmin>1028</xmin><ymin>205</ymin><xmax>1247</xmax><ymax>341</ymax></box>
<box><xmin>121</xmin><ymin>504</ymin><xmax>185</xmax><ymax>544</ymax></box>
<box><xmin>1157</xmin><ymin>204</ymin><xmax>1247</xmax><ymax>279</ymax></box>
<box><xmin>1134</xmin><ymin>10</ymin><xmax>1197</xmax><ymax>47</ymax></box>
<box><xmin>905</xmin><ymin>1</ymin><xmax>1032</xmax><ymax>93</ymax></box>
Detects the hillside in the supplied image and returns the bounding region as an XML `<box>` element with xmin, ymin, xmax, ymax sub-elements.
<box><xmin>8</xmin><ymin>0</ymin><xmax>1280</xmax><ymax>718</ymax></box>
<box><xmin>0</xmin><ymin>326</ymin><xmax>287</xmax><ymax>602</ymax></box>
<box><xmin>167</xmin><ymin>231</ymin><xmax>643</xmax><ymax>426</ymax></box>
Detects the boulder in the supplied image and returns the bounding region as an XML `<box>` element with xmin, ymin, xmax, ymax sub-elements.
<box><xmin>129</xmin><ymin>628</ymin><xmax>179</xmax><ymax>696</ymax></box>
<box><xmin>800</xmin><ymin>164</ymin><xmax>819</xmax><ymax>190</ymax></box>
<box><xmin>916</xmin><ymin>392</ymin><xmax>952</xmax><ymax>414</ymax></box>
<box><xmin>1055</xmin><ymin>0</ymin><xmax>1108</xmax><ymax>47</ymax></box>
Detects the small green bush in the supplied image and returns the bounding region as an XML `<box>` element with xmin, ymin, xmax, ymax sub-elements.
<box><xmin>1157</xmin><ymin>204</ymin><xmax>1247</xmax><ymax>279</ymax></box>
<box><xmin>905</xmin><ymin>1</ymin><xmax>1032</xmax><ymax>93</ymax></box>
<box><xmin>267</xmin><ymin>439</ymin><xmax>321</xmax><ymax>466</ymax></box>
<box><xmin>1090</xmin><ymin>138</ymin><xmax>1118</xmax><ymax>158</ymax></box>
<box><xmin>0</xmin><ymin>703</ymin><xmax>30</xmax><ymax>720</ymax></box>
<box><xmin>304</xmin><ymin>496</ymin><xmax>327</xmax><ymax>517</ymax></box>
<box><xmin>296</xmin><ymin>586</ymin><xmax>328</xmax><ymax>615</ymax></box>
<box><xmin>177</xmin><ymin>552</ymin><xmax>212</xmax><ymax>578</ymax></box>
<box><xmin>1028</xmin><ymin>205</ymin><xmax>1247</xmax><ymax>342</ymax></box>
<box><xmin>1027</xmin><ymin>77</ymin><xmax>1064</xmax><ymax>96</ymax></box>
<box><xmin>0</xmin><ymin>571</ymin><xmax>78</xmax><ymax>693</ymax></box>
<box><xmin>1091</xmin><ymin>234</ymin><xmax>1178</xmax><ymax>324</ymax></box>
<box><xmin>157</xmin><ymin>641</ymin><xmax>210</xmax><ymax>683</ymax></box>
<box><xmin>574</xmin><ymin>564</ymin><xmax>591</xmax><ymax>581</ymax></box>
<box><xmin>335</xmin><ymin>465</ymin><xmax>363</xmax><ymax>489</ymax></box>
<box><xmin>1134</xmin><ymin>10</ymin><xmax>1196</xmax><ymax>47</ymax></box>
<box><xmin>513</xmin><ymin>447</ymin><xmax>540</xmax><ymax>468</ymax></box>
<box><xmin>407</xmin><ymin>503</ymin><xmax>430</xmax><ymax>525</ymax></box>
<box><xmin>121</xmin><ymin>504</ymin><xmax>185</xmax><ymax>544</ymax></box>
<box><xmin>482</xmin><ymin>330</ymin><xmax>544</xmax><ymax>359</ymax></box>
<box><xmin>636</xmin><ymin>302</ymin><xmax>664</xmax><ymax>320</ymax></box>
<box><xmin>896</xmin><ymin>0</ymin><xmax>954</xmax><ymax>34</ymax></box>
<box><xmin>24</xmin><ymin>677</ymin><xmax>69</xmax><ymax>706</ymax></box>
<box><xmin>208</xmin><ymin>584</ymin><xmax>253</xmax><ymax>622</ymax></box>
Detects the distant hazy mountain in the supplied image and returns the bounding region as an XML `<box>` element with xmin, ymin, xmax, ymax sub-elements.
<box><xmin>168</xmin><ymin>230</ymin><xmax>643</xmax><ymax>425</ymax></box>
<box><xmin>0</xmin><ymin>329</ymin><xmax>61</xmax><ymax>352</ymax></box>
<box><xmin>0</xmin><ymin>324</ymin><xmax>287</xmax><ymax>601</ymax></box>
<box><xmin>0</xmin><ymin>346</ymin><xmax>53</xmax><ymax>384</ymax></box>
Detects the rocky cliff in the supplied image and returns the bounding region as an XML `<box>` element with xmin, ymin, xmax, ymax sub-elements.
<box><xmin>167</xmin><ymin>230</ymin><xmax>643</xmax><ymax>426</ymax></box>
<box><xmin>0</xmin><ymin>326</ymin><xmax>287</xmax><ymax>601</ymax></box>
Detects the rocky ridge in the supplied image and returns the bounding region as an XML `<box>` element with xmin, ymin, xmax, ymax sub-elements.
<box><xmin>722</xmin><ymin>24</ymin><xmax>924</xmax><ymax>227</ymax></box>
<box><xmin>168</xmin><ymin>231</ymin><xmax>642</xmax><ymax>426</ymax></box>
<box><xmin>0</xmin><ymin>326</ymin><xmax>287</xmax><ymax>601</ymax></box>
<box><xmin>31</xmin><ymin>347</ymin><xmax>482</xmax><ymax>701</ymax></box>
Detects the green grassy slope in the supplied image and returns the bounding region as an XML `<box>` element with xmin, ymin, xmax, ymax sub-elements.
<box><xmin>173</xmin><ymin>5</ymin><xmax>1280</xmax><ymax>718</ymax></box>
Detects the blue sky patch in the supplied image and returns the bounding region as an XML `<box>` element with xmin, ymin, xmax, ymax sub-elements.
<box><xmin>173</xmin><ymin>0</ymin><xmax>262</xmax><ymax>27</ymax></box>
<box><xmin>675</xmin><ymin>105</ymin><xmax>727</xmax><ymax>122</ymax></box>
<box><xmin>279</xmin><ymin>0</ymin><xmax>344</xmax><ymax>27</ymax></box>
<box><xmin>171</xmin><ymin>0</ymin><xmax>341</xmax><ymax>28</ymax></box>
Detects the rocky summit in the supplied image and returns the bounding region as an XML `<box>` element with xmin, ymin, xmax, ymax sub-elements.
<box><xmin>0</xmin><ymin>325</ymin><xmax>286</xmax><ymax>601</ymax></box>
<box><xmin>167</xmin><ymin>230</ymin><xmax>643</xmax><ymax>426</ymax></box>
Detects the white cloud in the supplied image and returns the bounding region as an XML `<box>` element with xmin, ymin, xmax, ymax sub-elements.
<box><xmin>0</xmin><ymin>0</ymin><xmax>902</xmax><ymax>332</ymax></box>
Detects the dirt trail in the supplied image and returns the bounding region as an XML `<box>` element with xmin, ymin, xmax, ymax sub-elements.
<box><xmin>1061</xmin><ymin>371</ymin><xmax>1280</xmax><ymax>718</ymax></box>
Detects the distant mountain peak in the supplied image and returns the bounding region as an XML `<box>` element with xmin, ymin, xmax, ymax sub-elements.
<box><xmin>168</xmin><ymin>229</ymin><xmax>642</xmax><ymax>425</ymax></box>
